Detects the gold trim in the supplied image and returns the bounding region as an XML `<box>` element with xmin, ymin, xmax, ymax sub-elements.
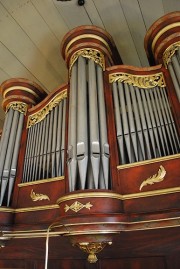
<box><xmin>3</xmin><ymin>86</ymin><xmax>39</xmax><ymax>99</ymax></box>
<box><xmin>18</xmin><ymin>176</ymin><xmax>64</xmax><ymax>187</ymax></box>
<box><xmin>15</xmin><ymin>204</ymin><xmax>59</xmax><ymax>213</ymax></box>
<box><xmin>163</xmin><ymin>41</ymin><xmax>180</xmax><ymax>68</ymax></box>
<box><xmin>60</xmin><ymin>216</ymin><xmax>180</xmax><ymax>227</ymax></box>
<box><xmin>57</xmin><ymin>186</ymin><xmax>180</xmax><ymax>203</ymax></box>
<box><xmin>65</xmin><ymin>34</ymin><xmax>111</xmax><ymax>56</ymax></box>
<box><xmin>69</xmin><ymin>48</ymin><xmax>105</xmax><ymax>74</ymax></box>
<box><xmin>121</xmin><ymin>187</ymin><xmax>180</xmax><ymax>199</ymax></box>
<box><xmin>6</xmin><ymin>102</ymin><xmax>28</xmax><ymax>114</ymax></box>
<box><xmin>2</xmin><ymin>216</ymin><xmax>180</xmax><ymax>240</ymax></box>
<box><xmin>117</xmin><ymin>154</ymin><xmax>180</xmax><ymax>170</ymax></box>
<box><xmin>64</xmin><ymin>201</ymin><xmax>93</xmax><ymax>213</ymax></box>
<box><xmin>30</xmin><ymin>189</ymin><xmax>50</xmax><ymax>202</ymax></box>
<box><xmin>152</xmin><ymin>22</ymin><xmax>180</xmax><ymax>52</ymax></box>
<box><xmin>27</xmin><ymin>89</ymin><xmax>67</xmax><ymax>128</ymax></box>
<box><xmin>4</xmin><ymin>230</ymin><xmax>67</xmax><ymax>239</ymax></box>
<box><xmin>139</xmin><ymin>165</ymin><xmax>166</xmax><ymax>191</ymax></box>
<box><xmin>0</xmin><ymin>207</ymin><xmax>14</xmax><ymax>213</ymax></box>
<box><xmin>65</xmin><ymin>231</ymin><xmax>120</xmax><ymax>236</ymax></box>
<box><xmin>109</xmin><ymin>72</ymin><xmax>166</xmax><ymax>88</ymax></box>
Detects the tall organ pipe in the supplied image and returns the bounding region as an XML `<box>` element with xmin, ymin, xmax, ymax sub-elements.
<box><xmin>0</xmin><ymin>111</ymin><xmax>19</xmax><ymax>205</ymax></box>
<box><xmin>88</xmin><ymin>59</ymin><xmax>100</xmax><ymax>189</ymax></box>
<box><xmin>7</xmin><ymin>113</ymin><xmax>24</xmax><ymax>206</ymax></box>
<box><xmin>67</xmin><ymin>58</ymin><xmax>110</xmax><ymax>190</ymax></box>
<box><xmin>168</xmin><ymin>51</ymin><xmax>180</xmax><ymax>102</ymax></box>
<box><xmin>77</xmin><ymin>56</ymin><xmax>88</xmax><ymax>189</ymax></box>
<box><xmin>112</xmin><ymin>77</ymin><xmax>180</xmax><ymax>166</ymax></box>
<box><xmin>0</xmin><ymin>108</ymin><xmax>14</xmax><ymax>180</ymax></box>
<box><xmin>68</xmin><ymin>63</ymin><xmax>78</xmax><ymax>191</ymax></box>
<box><xmin>96</xmin><ymin>65</ymin><xmax>109</xmax><ymax>188</ymax></box>
<box><xmin>0</xmin><ymin>109</ymin><xmax>24</xmax><ymax>206</ymax></box>
<box><xmin>61</xmin><ymin>99</ymin><xmax>66</xmax><ymax>176</ymax></box>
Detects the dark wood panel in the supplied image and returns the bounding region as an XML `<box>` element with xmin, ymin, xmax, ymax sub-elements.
<box><xmin>99</xmin><ymin>257</ymin><xmax>165</xmax><ymax>269</ymax></box>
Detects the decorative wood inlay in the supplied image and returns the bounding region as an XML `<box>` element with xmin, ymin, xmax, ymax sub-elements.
<box><xmin>64</xmin><ymin>201</ymin><xmax>93</xmax><ymax>213</ymax></box>
<box><xmin>27</xmin><ymin>89</ymin><xmax>67</xmax><ymax>128</ymax></box>
<box><xmin>163</xmin><ymin>41</ymin><xmax>180</xmax><ymax>68</ymax></box>
<box><xmin>109</xmin><ymin>72</ymin><xmax>166</xmax><ymax>88</ymax></box>
<box><xmin>6</xmin><ymin>102</ymin><xmax>28</xmax><ymax>114</ymax></box>
<box><xmin>30</xmin><ymin>189</ymin><xmax>50</xmax><ymax>202</ymax></box>
<box><xmin>139</xmin><ymin>165</ymin><xmax>166</xmax><ymax>191</ymax></box>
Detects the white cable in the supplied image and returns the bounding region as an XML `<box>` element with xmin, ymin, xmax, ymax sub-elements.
<box><xmin>44</xmin><ymin>222</ymin><xmax>69</xmax><ymax>269</ymax></box>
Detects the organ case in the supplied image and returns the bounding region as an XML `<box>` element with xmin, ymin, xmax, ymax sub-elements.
<box><xmin>0</xmin><ymin>11</ymin><xmax>179</xmax><ymax>269</ymax></box>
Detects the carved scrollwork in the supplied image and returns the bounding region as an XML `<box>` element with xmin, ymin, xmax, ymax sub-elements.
<box><xmin>139</xmin><ymin>165</ymin><xmax>166</xmax><ymax>191</ymax></box>
<box><xmin>109</xmin><ymin>72</ymin><xmax>166</xmax><ymax>88</ymax></box>
<box><xmin>6</xmin><ymin>102</ymin><xmax>28</xmax><ymax>115</ymax></box>
<box><xmin>30</xmin><ymin>189</ymin><xmax>50</xmax><ymax>202</ymax></box>
<box><xmin>64</xmin><ymin>201</ymin><xmax>93</xmax><ymax>213</ymax></box>
<box><xmin>69</xmin><ymin>48</ymin><xmax>105</xmax><ymax>74</ymax></box>
<box><xmin>163</xmin><ymin>41</ymin><xmax>180</xmax><ymax>68</ymax></box>
<box><xmin>27</xmin><ymin>89</ymin><xmax>67</xmax><ymax>128</ymax></box>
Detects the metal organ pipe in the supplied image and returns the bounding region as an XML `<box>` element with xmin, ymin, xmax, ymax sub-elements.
<box><xmin>88</xmin><ymin>59</ymin><xmax>100</xmax><ymax>189</ymax></box>
<box><xmin>112</xmin><ymin>78</ymin><xmax>180</xmax><ymax>166</ymax></box>
<box><xmin>67</xmin><ymin>56</ymin><xmax>110</xmax><ymax>191</ymax></box>
<box><xmin>68</xmin><ymin>63</ymin><xmax>78</xmax><ymax>191</ymax></box>
<box><xmin>0</xmin><ymin>108</ymin><xmax>24</xmax><ymax>206</ymax></box>
<box><xmin>168</xmin><ymin>50</ymin><xmax>180</xmax><ymax>102</ymax></box>
<box><xmin>96</xmin><ymin>65</ymin><xmax>109</xmax><ymax>189</ymax></box>
<box><xmin>77</xmin><ymin>56</ymin><xmax>88</xmax><ymax>189</ymax></box>
<box><xmin>22</xmin><ymin>90</ymin><xmax>67</xmax><ymax>184</ymax></box>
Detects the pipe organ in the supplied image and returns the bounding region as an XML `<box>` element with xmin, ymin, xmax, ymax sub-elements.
<box><xmin>110</xmin><ymin>68</ymin><xmax>180</xmax><ymax>164</ymax></box>
<box><xmin>0</xmin><ymin>12</ymin><xmax>179</xmax><ymax>269</ymax></box>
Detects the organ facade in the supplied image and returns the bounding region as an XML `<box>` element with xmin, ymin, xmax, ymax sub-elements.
<box><xmin>0</xmin><ymin>11</ymin><xmax>179</xmax><ymax>269</ymax></box>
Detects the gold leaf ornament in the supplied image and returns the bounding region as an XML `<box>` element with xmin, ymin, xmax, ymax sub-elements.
<box><xmin>109</xmin><ymin>72</ymin><xmax>166</xmax><ymax>88</ymax></box>
<box><xmin>139</xmin><ymin>165</ymin><xmax>166</xmax><ymax>191</ymax></box>
<box><xmin>64</xmin><ymin>201</ymin><xmax>93</xmax><ymax>213</ymax></box>
<box><xmin>30</xmin><ymin>189</ymin><xmax>50</xmax><ymax>202</ymax></box>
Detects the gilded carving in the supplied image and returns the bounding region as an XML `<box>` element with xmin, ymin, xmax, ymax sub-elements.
<box><xmin>69</xmin><ymin>48</ymin><xmax>105</xmax><ymax>74</ymax></box>
<box><xmin>75</xmin><ymin>242</ymin><xmax>112</xmax><ymax>263</ymax></box>
<box><xmin>30</xmin><ymin>189</ymin><xmax>50</xmax><ymax>202</ymax></box>
<box><xmin>109</xmin><ymin>72</ymin><xmax>166</xmax><ymax>88</ymax></box>
<box><xmin>163</xmin><ymin>41</ymin><xmax>180</xmax><ymax>68</ymax></box>
<box><xmin>27</xmin><ymin>89</ymin><xmax>67</xmax><ymax>128</ymax></box>
<box><xmin>139</xmin><ymin>165</ymin><xmax>166</xmax><ymax>191</ymax></box>
<box><xmin>64</xmin><ymin>201</ymin><xmax>93</xmax><ymax>213</ymax></box>
<box><xmin>6</xmin><ymin>102</ymin><xmax>28</xmax><ymax>115</ymax></box>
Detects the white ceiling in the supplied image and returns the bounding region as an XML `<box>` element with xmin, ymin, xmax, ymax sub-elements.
<box><xmin>0</xmin><ymin>0</ymin><xmax>179</xmax><ymax>128</ymax></box>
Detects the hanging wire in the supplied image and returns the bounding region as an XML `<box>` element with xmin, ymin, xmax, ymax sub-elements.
<box><xmin>44</xmin><ymin>222</ymin><xmax>69</xmax><ymax>269</ymax></box>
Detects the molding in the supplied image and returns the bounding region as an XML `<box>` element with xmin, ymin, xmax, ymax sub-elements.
<box><xmin>57</xmin><ymin>186</ymin><xmax>180</xmax><ymax>203</ymax></box>
<box><xmin>117</xmin><ymin>154</ymin><xmax>180</xmax><ymax>170</ymax></box>
<box><xmin>27</xmin><ymin>89</ymin><xmax>67</xmax><ymax>128</ymax></box>
<box><xmin>18</xmin><ymin>176</ymin><xmax>64</xmax><ymax>187</ymax></box>
<box><xmin>3</xmin><ymin>86</ymin><xmax>39</xmax><ymax>99</ymax></box>
<box><xmin>15</xmin><ymin>204</ymin><xmax>59</xmax><ymax>213</ymax></box>
<box><xmin>2</xmin><ymin>216</ymin><xmax>180</xmax><ymax>239</ymax></box>
<box><xmin>65</xmin><ymin>34</ymin><xmax>111</xmax><ymax>56</ymax></box>
<box><xmin>0</xmin><ymin>207</ymin><xmax>14</xmax><ymax>213</ymax></box>
<box><xmin>109</xmin><ymin>72</ymin><xmax>166</xmax><ymax>88</ymax></box>
<box><xmin>152</xmin><ymin>22</ymin><xmax>180</xmax><ymax>52</ymax></box>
